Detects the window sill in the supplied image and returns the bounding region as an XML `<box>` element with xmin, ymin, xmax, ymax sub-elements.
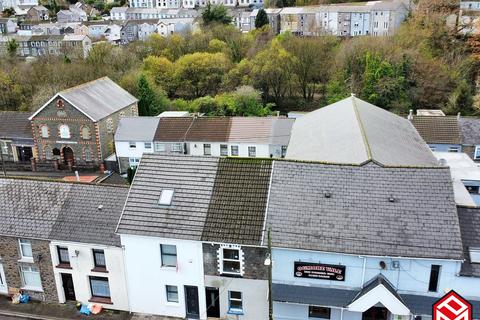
<box><xmin>228</xmin><ymin>309</ymin><xmax>244</xmax><ymax>315</ymax></box>
<box><xmin>18</xmin><ymin>258</ymin><xmax>34</xmax><ymax>264</ymax></box>
<box><xmin>56</xmin><ymin>263</ymin><xmax>72</xmax><ymax>269</ymax></box>
<box><xmin>161</xmin><ymin>266</ymin><xmax>177</xmax><ymax>270</ymax></box>
<box><xmin>88</xmin><ymin>297</ymin><xmax>113</xmax><ymax>305</ymax></box>
<box><xmin>220</xmin><ymin>271</ymin><xmax>243</xmax><ymax>277</ymax></box>
<box><xmin>21</xmin><ymin>286</ymin><xmax>43</xmax><ymax>292</ymax></box>
<box><xmin>165</xmin><ymin>301</ymin><xmax>180</xmax><ymax>306</ymax></box>
<box><xmin>91</xmin><ymin>267</ymin><xmax>108</xmax><ymax>273</ymax></box>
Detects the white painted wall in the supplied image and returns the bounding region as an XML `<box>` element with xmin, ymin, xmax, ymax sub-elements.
<box><xmin>49</xmin><ymin>241</ymin><xmax>129</xmax><ymax>311</ymax></box>
<box><xmin>121</xmin><ymin>234</ymin><xmax>207</xmax><ymax>318</ymax></box>
<box><xmin>205</xmin><ymin>275</ymin><xmax>269</xmax><ymax>320</ymax></box>
<box><xmin>188</xmin><ymin>142</ymin><xmax>272</xmax><ymax>158</ymax></box>
<box><xmin>115</xmin><ymin>140</ymin><xmax>154</xmax><ymax>158</ymax></box>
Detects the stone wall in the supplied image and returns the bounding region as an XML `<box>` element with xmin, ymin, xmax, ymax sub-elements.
<box><xmin>0</xmin><ymin>236</ymin><xmax>57</xmax><ymax>302</ymax></box>
<box><xmin>203</xmin><ymin>243</ymin><xmax>268</xmax><ymax>280</ymax></box>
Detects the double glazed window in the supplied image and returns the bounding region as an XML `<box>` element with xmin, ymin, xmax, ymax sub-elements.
<box><xmin>221</xmin><ymin>247</ymin><xmax>241</xmax><ymax>275</ymax></box>
<box><xmin>19</xmin><ymin>239</ymin><xmax>33</xmax><ymax>259</ymax></box>
<box><xmin>231</xmin><ymin>145</ymin><xmax>239</xmax><ymax>156</ymax></box>
<box><xmin>204</xmin><ymin>144</ymin><xmax>211</xmax><ymax>156</ymax></box>
<box><xmin>93</xmin><ymin>249</ymin><xmax>106</xmax><ymax>269</ymax></box>
<box><xmin>155</xmin><ymin>143</ymin><xmax>166</xmax><ymax>152</ymax></box>
<box><xmin>57</xmin><ymin>246</ymin><xmax>70</xmax><ymax>265</ymax></box>
<box><xmin>220</xmin><ymin>144</ymin><xmax>228</xmax><ymax>156</ymax></box>
<box><xmin>475</xmin><ymin>146</ymin><xmax>480</xmax><ymax>159</ymax></box>
<box><xmin>166</xmin><ymin>285</ymin><xmax>179</xmax><ymax>302</ymax></box>
<box><xmin>89</xmin><ymin>276</ymin><xmax>111</xmax><ymax>299</ymax></box>
<box><xmin>20</xmin><ymin>265</ymin><xmax>42</xmax><ymax>289</ymax></box>
<box><xmin>172</xmin><ymin>143</ymin><xmax>183</xmax><ymax>153</ymax></box>
<box><xmin>248</xmin><ymin>146</ymin><xmax>256</xmax><ymax>157</ymax></box>
<box><xmin>160</xmin><ymin>244</ymin><xmax>177</xmax><ymax>267</ymax></box>
<box><xmin>428</xmin><ymin>265</ymin><xmax>441</xmax><ymax>292</ymax></box>
<box><xmin>309</xmin><ymin>306</ymin><xmax>331</xmax><ymax>319</ymax></box>
<box><xmin>228</xmin><ymin>291</ymin><xmax>243</xmax><ymax>314</ymax></box>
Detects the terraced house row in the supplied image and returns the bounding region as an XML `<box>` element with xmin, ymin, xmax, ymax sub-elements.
<box><xmin>1</xmin><ymin>96</ymin><xmax>480</xmax><ymax>320</ymax></box>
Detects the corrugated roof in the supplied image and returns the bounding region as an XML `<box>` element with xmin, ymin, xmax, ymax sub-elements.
<box><xmin>0</xmin><ymin>111</ymin><xmax>33</xmax><ymax>140</ymax></box>
<box><xmin>286</xmin><ymin>96</ymin><xmax>438</xmax><ymax>167</ymax></box>
<box><xmin>30</xmin><ymin>77</ymin><xmax>138</xmax><ymax>122</ymax></box>
<box><xmin>411</xmin><ymin>116</ymin><xmax>461</xmax><ymax>145</ymax></box>
<box><xmin>115</xmin><ymin>117</ymin><xmax>160</xmax><ymax>141</ymax></box>
<box><xmin>265</xmin><ymin>161</ymin><xmax>463</xmax><ymax>260</ymax></box>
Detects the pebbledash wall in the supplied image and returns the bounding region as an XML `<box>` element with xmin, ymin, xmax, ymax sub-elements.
<box><xmin>272</xmin><ymin>248</ymin><xmax>480</xmax><ymax>320</ymax></box>
<box><xmin>121</xmin><ymin>234</ymin><xmax>207</xmax><ymax>318</ymax></box>
<box><xmin>203</xmin><ymin>243</ymin><xmax>269</xmax><ymax>320</ymax></box>
<box><xmin>0</xmin><ymin>237</ymin><xmax>57</xmax><ymax>301</ymax></box>
<box><xmin>30</xmin><ymin>96</ymin><xmax>137</xmax><ymax>165</ymax></box>
<box><xmin>49</xmin><ymin>241</ymin><xmax>129</xmax><ymax>311</ymax></box>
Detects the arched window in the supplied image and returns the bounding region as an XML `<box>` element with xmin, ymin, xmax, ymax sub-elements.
<box><xmin>59</xmin><ymin>124</ymin><xmax>70</xmax><ymax>139</ymax></box>
<box><xmin>84</xmin><ymin>148</ymin><xmax>92</xmax><ymax>162</ymax></box>
<box><xmin>40</xmin><ymin>125</ymin><xmax>49</xmax><ymax>138</ymax></box>
<box><xmin>45</xmin><ymin>146</ymin><xmax>52</xmax><ymax>160</ymax></box>
<box><xmin>81</xmin><ymin>126</ymin><xmax>91</xmax><ymax>140</ymax></box>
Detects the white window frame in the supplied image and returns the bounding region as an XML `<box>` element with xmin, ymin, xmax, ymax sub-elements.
<box><xmin>166</xmin><ymin>285</ymin><xmax>179</xmax><ymax>303</ymax></box>
<box><xmin>19</xmin><ymin>239</ymin><xmax>33</xmax><ymax>262</ymax></box>
<box><xmin>20</xmin><ymin>265</ymin><xmax>42</xmax><ymax>291</ymax></box>
<box><xmin>160</xmin><ymin>244</ymin><xmax>177</xmax><ymax>267</ymax></box>
<box><xmin>228</xmin><ymin>291</ymin><xmax>243</xmax><ymax>314</ymax></box>
<box><xmin>470</xmin><ymin>247</ymin><xmax>480</xmax><ymax>263</ymax></box>
<box><xmin>159</xmin><ymin>189</ymin><xmax>174</xmax><ymax>205</ymax></box>
<box><xmin>59</xmin><ymin>124</ymin><xmax>71</xmax><ymax>139</ymax></box>
<box><xmin>171</xmin><ymin>143</ymin><xmax>183</xmax><ymax>153</ymax></box>
<box><xmin>144</xmin><ymin>142</ymin><xmax>152</xmax><ymax>149</ymax></box>
<box><xmin>448</xmin><ymin>147</ymin><xmax>460</xmax><ymax>153</ymax></box>
<box><xmin>231</xmin><ymin>145</ymin><xmax>239</xmax><ymax>156</ymax></box>
<box><xmin>0</xmin><ymin>140</ymin><xmax>8</xmax><ymax>155</ymax></box>
<box><xmin>475</xmin><ymin>146</ymin><xmax>480</xmax><ymax>160</ymax></box>
<box><xmin>155</xmin><ymin>142</ymin><xmax>166</xmax><ymax>152</ymax></box>
<box><xmin>220</xmin><ymin>144</ymin><xmax>228</xmax><ymax>156</ymax></box>
<box><xmin>248</xmin><ymin>146</ymin><xmax>256</xmax><ymax>157</ymax></box>
<box><xmin>129</xmin><ymin>157</ymin><xmax>140</xmax><ymax>167</ymax></box>
<box><xmin>204</xmin><ymin>143</ymin><xmax>211</xmax><ymax>156</ymax></box>
<box><xmin>218</xmin><ymin>244</ymin><xmax>243</xmax><ymax>276</ymax></box>
<box><xmin>129</xmin><ymin>142</ymin><xmax>137</xmax><ymax>149</ymax></box>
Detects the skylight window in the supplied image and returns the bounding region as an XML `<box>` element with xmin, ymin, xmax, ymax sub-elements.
<box><xmin>159</xmin><ymin>189</ymin><xmax>174</xmax><ymax>206</ymax></box>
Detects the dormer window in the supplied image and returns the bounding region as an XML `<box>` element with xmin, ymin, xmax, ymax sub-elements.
<box><xmin>159</xmin><ymin>189</ymin><xmax>174</xmax><ymax>205</ymax></box>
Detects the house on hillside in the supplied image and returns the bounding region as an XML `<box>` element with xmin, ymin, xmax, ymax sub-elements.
<box><xmin>409</xmin><ymin>111</ymin><xmax>462</xmax><ymax>153</ymax></box>
<box><xmin>0</xmin><ymin>111</ymin><xmax>34</xmax><ymax>163</ymax></box>
<box><xmin>26</xmin><ymin>5</ymin><xmax>49</xmax><ymax>21</ymax></box>
<box><xmin>29</xmin><ymin>77</ymin><xmax>138</xmax><ymax>170</ymax></box>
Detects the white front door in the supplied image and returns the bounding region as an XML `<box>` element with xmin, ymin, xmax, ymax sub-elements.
<box><xmin>0</xmin><ymin>263</ymin><xmax>8</xmax><ymax>294</ymax></box>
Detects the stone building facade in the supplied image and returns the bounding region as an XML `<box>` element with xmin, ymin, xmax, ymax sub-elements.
<box><xmin>29</xmin><ymin>77</ymin><xmax>138</xmax><ymax>169</ymax></box>
<box><xmin>0</xmin><ymin>236</ymin><xmax>57</xmax><ymax>302</ymax></box>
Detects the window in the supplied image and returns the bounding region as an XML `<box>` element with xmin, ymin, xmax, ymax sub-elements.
<box><xmin>144</xmin><ymin>142</ymin><xmax>152</xmax><ymax>149</ymax></box>
<box><xmin>84</xmin><ymin>148</ymin><xmax>92</xmax><ymax>162</ymax></box>
<box><xmin>155</xmin><ymin>143</ymin><xmax>166</xmax><ymax>152</ymax></box>
<box><xmin>466</xmin><ymin>185</ymin><xmax>480</xmax><ymax>194</ymax></box>
<box><xmin>281</xmin><ymin>146</ymin><xmax>287</xmax><ymax>158</ymax></box>
<box><xmin>160</xmin><ymin>244</ymin><xmax>177</xmax><ymax>267</ymax></box>
<box><xmin>204</xmin><ymin>144</ymin><xmax>211</xmax><ymax>156</ymax></box>
<box><xmin>429</xmin><ymin>146</ymin><xmax>436</xmax><ymax>152</ymax></box>
<box><xmin>248</xmin><ymin>146</ymin><xmax>256</xmax><ymax>157</ymax></box>
<box><xmin>59</xmin><ymin>124</ymin><xmax>70</xmax><ymax>139</ymax></box>
<box><xmin>40</xmin><ymin>125</ymin><xmax>49</xmax><ymax>138</ymax></box>
<box><xmin>309</xmin><ymin>306</ymin><xmax>331</xmax><ymax>319</ymax></box>
<box><xmin>166</xmin><ymin>285</ymin><xmax>179</xmax><ymax>302</ymax></box>
<box><xmin>0</xmin><ymin>141</ymin><xmax>8</xmax><ymax>155</ymax></box>
<box><xmin>220</xmin><ymin>144</ymin><xmax>228</xmax><ymax>156</ymax></box>
<box><xmin>159</xmin><ymin>189</ymin><xmax>174</xmax><ymax>205</ymax></box>
<box><xmin>93</xmin><ymin>249</ymin><xmax>106</xmax><ymax>269</ymax></box>
<box><xmin>20</xmin><ymin>265</ymin><xmax>42</xmax><ymax>289</ymax></box>
<box><xmin>57</xmin><ymin>246</ymin><xmax>70</xmax><ymax>265</ymax></box>
<box><xmin>228</xmin><ymin>291</ymin><xmax>243</xmax><ymax>314</ymax></box>
<box><xmin>19</xmin><ymin>239</ymin><xmax>33</xmax><ymax>259</ymax></box>
<box><xmin>475</xmin><ymin>146</ymin><xmax>480</xmax><ymax>159</ymax></box>
<box><xmin>89</xmin><ymin>276</ymin><xmax>111</xmax><ymax>298</ymax></box>
<box><xmin>81</xmin><ymin>126</ymin><xmax>91</xmax><ymax>140</ymax></box>
<box><xmin>129</xmin><ymin>157</ymin><xmax>140</xmax><ymax>167</ymax></box>
<box><xmin>221</xmin><ymin>247</ymin><xmax>241</xmax><ymax>274</ymax></box>
<box><xmin>231</xmin><ymin>145</ymin><xmax>239</xmax><ymax>156</ymax></box>
<box><xmin>428</xmin><ymin>265</ymin><xmax>441</xmax><ymax>292</ymax></box>
<box><xmin>129</xmin><ymin>142</ymin><xmax>136</xmax><ymax>149</ymax></box>
<box><xmin>448</xmin><ymin>147</ymin><xmax>459</xmax><ymax>153</ymax></box>
<box><xmin>172</xmin><ymin>143</ymin><xmax>183</xmax><ymax>153</ymax></box>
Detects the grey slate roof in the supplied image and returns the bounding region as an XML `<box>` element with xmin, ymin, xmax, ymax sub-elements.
<box><xmin>265</xmin><ymin>161</ymin><xmax>464</xmax><ymax>260</ymax></box>
<box><xmin>0</xmin><ymin>178</ymin><xmax>128</xmax><ymax>246</ymax></box>
<box><xmin>30</xmin><ymin>77</ymin><xmax>138</xmax><ymax>122</ymax></box>
<box><xmin>286</xmin><ymin>96</ymin><xmax>438</xmax><ymax>167</ymax></box>
<box><xmin>116</xmin><ymin>154</ymin><xmax>272</xmax><ymax>245</ymax></box>
<box><xmin>459</xmin><ymin>117</ymin><xmax>480</xmax><ymax>146</ymax></box>
<box><xmin>49</xmin><ymin>184</ymin><xmax>129</xmax><ymax>246</ymax></box>
<box><xmin>457</xmin><ymin>206</ymin><xmax>480</xmax><ymax>277</ymax></box>
<box><xmin>0</xmin><ymin>111</ymin><xmax>33</xmax><ymax>140</ymax></box>
<box><xmin>352</xmin><ymin>274</ymin><xmax>406</xmax><ymax>307</ymax></box>
<box><xmin>117</xmin><ymin>154</ymin><xmax>219</xmax><ymax>240</ymax></box>
<box><xmin>273</xmin><ymin>283</ymin><xmax>480</xmax><ymax>318</ymax></box>
<box><xmin>114</xmin><ymin>117</ymin><xmax>160</xmax><ymax>142</ymax></box>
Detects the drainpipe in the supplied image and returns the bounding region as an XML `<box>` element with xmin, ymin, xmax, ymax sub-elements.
<box><xmin>360</xmin><ymin>256</ymin><xmax>367</xmax><ymax>286</ymax></box>
<box><xmin>341</xmin><ymin>308</ymin><xmax>344</xmax><ymax>320</ymax></box>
